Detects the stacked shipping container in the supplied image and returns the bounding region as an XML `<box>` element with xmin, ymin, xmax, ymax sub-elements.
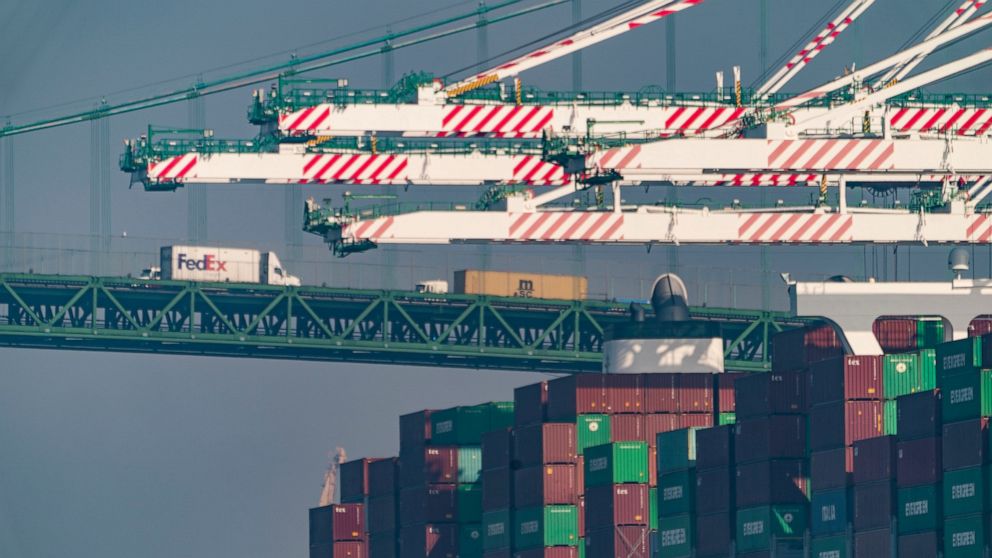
<box><xmin>654</xmin><ymin>428</ymin><xmax>697</xmax><ymax>558</ymax></box>
<box><xmin>693</xmin><ymin>425</ymin><xmax>735</xmax><ymax>557</ymax></box>
<box><xmin>309</xmin><ymin>504</ymin><xmax>367</xmax><ymax>558</ymax></box>
<box><xmin>895</xmin><ymin>389</ymin><xmax>942</xmax><ymax>557</ymax></box>
<box><xmin>584</xmin><ymin>441</ymin><xmax>651</xmax><ymax>557</ymax></box>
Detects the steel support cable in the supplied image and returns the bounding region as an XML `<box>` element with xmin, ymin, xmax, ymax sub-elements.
<box><xmin>749</xmin><ymin>0</ymin><xmax>848</xmax><ymax>88</ymax></box>
<box><xmin>0</xmin><ymin>0</ymin><xmax>565</xmax><ymax>138</ymax></box>
<box><xmin>897</xmin><ymin>0</ymin><xmax>961</xmax><ymax>52</ymax></box>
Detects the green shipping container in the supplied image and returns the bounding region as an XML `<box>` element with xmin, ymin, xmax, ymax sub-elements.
<box><xmin>898</xmin><ymin>484</ymin><xmax>941</xmax><ymax>534</ymax></box>
<box><xmin>578</xmin><ymin>539</ymin><xmax>585</xmax><ymax>558</ymax></box>
<box><xmin>941</xmin><ymin>370</ymin><xmax>992</xmax><ymax>422</ymax></box>
<box><xmin>884</xmin><ymin>350</ymin><xmax>937</xmax><ymax>398</ymax></box>
<box><xmin>735</xmin><ymin>505</ymin><xmax>807</xmax><ymax>553</ymax></box>
<box><xmin>943</xmin><ymin>467</ymin><xmax>987</xmax><ymax>518</ymax></box>
<box><xmin>576</xmin><ymin>414</ymin><xmax>611</xmax><ymax>454</ymax></box>
<box><xmin>458</xmin><ymin>446</ymin><xmax>483</xmax><ymax>484</ymax></box>
<box><xmin>658</xmin><ymin>469</ymin><xmax>695</xmax><ymax>517</ymax></box>
<box><xmin>656</xmin><ymin>428</ymin><xmax>698</xmax><ymax>473</ymax></box>
<box><xmin>810</xmin><ymin>535</ymin><xmax>849</xmax><ymax>558</ymax></box>
<box><xmin>944</xmin><ymin>514</ymin><xmax>986</xmax><ymax>558</ymax></box>
<box><xmin>918</xmin><ymin>318</ymin><xmax>945</xmax><ymax>349</ymax></box>
<box><xmin>457</xmin><ymin>483</ymin><xmax>483</xmax><ymax>522</ymax></box>
<box><xmin>513</xmin><ymin>505</ymin><xmax>579</xmax><ymax>549</ymax></box>
<box><xmin>884</xmin><ymin>400</ymin><xmax>898</xmax><ymax>436</ymax></box>
<box><xmin>488</xmin><ymin>401</ymin><xmax>514</xmax><ymax>431</ymax></box>
<box><xmin>718</xmin><ymin>412</ymin><xmax>736</xmax><ymax>425</ymax></box>
<box><xmin>459</xmin><ymin>523</ymin><xmax>483</xmax><ymax>558</ymax></box>
<box><xmin>649</xmin><ymin>487</ymin><xmax>658</xmax><ymax>531</ymax></box>
<box><xmin>584</xmin><ymin>441</ymin><xmax>649</xmax><ymax>486</ymax></box>
<box><xmin>937</xmin><ymin>337</ymin><xmax>983</xmax><ymax>377</ymax></box>
<box><xmin>482</xmin><ymin>509</ymin><xmax>511</xmax><ymax>550</ymax></box>
<box><xmin>431</xmin><ymin>405</ymin><xmax>489</xmax><ymax>445</ymax></box>
<box><xmin>657</xmin><ymin>514</ymin><xmax>693</xmax><ymax>558</ymax></box>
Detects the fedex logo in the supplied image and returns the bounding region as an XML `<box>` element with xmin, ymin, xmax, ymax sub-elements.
<box><xmin>177</xmin><ymin>253</ymin><xmax>227</xmax><ymax>271</ymax></box>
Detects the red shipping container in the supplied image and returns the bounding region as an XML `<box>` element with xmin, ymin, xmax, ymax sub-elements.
<box><xmin>399</xmin><ymin>447</ymin><xmax>458</xmax><ymax>487</ymax></box>
<box><xmin>873</xmin><ymin>318</ymin><xmax>918</xmax><ymax>353</ymax></box>
<box><xmin>854</xmin><ymin>528</ymin><xmax>892</xmax><ymax>557</ymax></box>
<box><xmin>696</xmin><ymin>512</ymin><xmax>733</xmax><ymax>558</ymax></box>
<box><xmin>368</xmin><ymin>495</ymin><xmax>397</xmax><ymax>534</ymax></box>
<box><xmin>679</xmin><ymin>413</ymin><xmax>714</xmax><ymax>429</ymax></box>
<box><xmin>369</xmin><ymin>532</ymin><xmax>397</xmax><ymax>558</ymax></box>
<box><xmin>943</xmin><ymin>417</ymin><xmax>990</xmax><ymax>471</ymax></box>
<box><xmin>735</xmin><ymin>371</ymin><xmax>807</xmax><ymax>418</ymax></box>
<box><xmin>644</xmin><ymin>414</ymin><xmax>681</xmax><ymax>445</ymax></box>
<box><xmin>735</xmin><ymin>459</ymin><xmax>809</xmax><ymax>507</ymax></box>
<box><xmin>808</xmin><ymin>355</ymin><xmax>884</xmax><ymax>405</ymax></box>
<box><xmin>853</xmin><ymin>481</ymin><xmax>895</xmax><ymax>531</ymax></box>
<box><xmin>648</xmin><ymin>446</ymin><xmax>657</xmax><ymax>488</ymax></box>
<box><xmin>679</xmin><ymin>374</ymin><xmax>714</xmax><ymax>414</ymax></box>
<box><xmin>513</xmin><ymin>548</ymin><xmax>578</xmax><ymax>558</ymax></box>
<box><xmin>897</xmin><ymin>437</ymin><xmax>941</xmax><ymax>487</ymax></box>
<box><xmin>310</xmin><ymin>542</ymin><xmax>366</xmax><ymax>558</ymax></box>
<box><xmin>399</xmin><ymin>410</ymin><xmax>433</xmax><ymax>451</ymax></box>
<box><xmin>577</xmin><ymin>455</ymin><xmax>585</xmax><ymax>493</ymax></box>
<box><xmin>341</xmin><ymin>458</ymin><xmax>384</xmax><ymax>503</ymax></box>
<box><xmin>585</xmin><ymin>483</ymin><xmax>650</xmax><ymax>528</ymax></box>
<box><xmin>610</xmin><ymin>414</ymin><xmax>644</xmax><ymax>442</ymax></box>
<box><xmin>368</xmin><ymin>458</ymin><xmax>398</xmax><ymax>498</ymax></box>
<box><xmin>853</xmin><ymin>435</ymin><xmax>897</xmax><ymax>484</ymax></box>
<box><xmin>482</xmin><ymin>428</ymin><xmax>514</xmax><ymax>471</ymax></box>
<box><xmin>771</xmin><ymin>324</ymin><xmax>843</xmax><ymax>372</ymax></box>
<box><xmin>716</xmin><ymin>373</ymin><xmax>746</xmax><ymax>413</ymax></box>
<box><xmin>696</xmin><ymin>425</ymin><xmax>734</xmax><ymax>471</ymax></box>
<box><xmin>513</xmin><ymin>465</ymin><xmax>579</xmax><ymax>507</ymax></box>
<box><xmin>695</xmin><ymin>467</ymin><xmax>733</xmax><ymax>514</ymax></box>
<box><xmin>482</xmin><ymin>468</ymin><xmax>512</xmax><ymax>511</ymax></box>
<box><xmin>643</xmin><ymin>374</ymin><xmax>681</xmax><ymax>413</ymax></box>
<box><xmin>310</xmin><ymin>504</ymin><xmax>366</xmax><ymax>544</ymax></box>
<box><xmin>897</xmin><ymin>390</ymin><xmax>941</xmax><ymax>441</ymax></box>
<box><xmin>734</xmin><ymin>415</ymin><xmax>806</xmax><ymax>464</ymax></box>
<box><xmin>399</xmin><ymin>485</ymin><xmax>456</xmax><ymax>524</ymax></box>
<box><xmin>547</xmin><ymin>375</ymin><xmax>608</xmax><ymax>420</ymax></box>
<box><xmin>809</xmin><ymin>447</ymin><xmax>852</xmax><ymax>491</ymax></box>
<box><xmin>897</xmin><ymin>531</ymin><xmax>940</xmax><ymax>558</ymax></box>
<box><xmin>585</xmin><ymin>526</ymin><xmax>649</xmax><ymax>558</ymax></box>
<box><xmin>514</xmin><ymin>423</ymin><xmax>577</xmax><ymax>467</ymax></box>
<box><xmin>399</xmin><ymin>524</ymin><xmax>456</xmax><ymax>558</ymax></box>
<box><xmin>605</xmin><ymin>374</ymin><xmax>643</xmax><ymax>413</ymax></box>
<box><xmin>578</xmin><ymin>496</ymin><xmax>585</xmax><ymax>537</ymax></box>
<box><xmin>514</xmin><ymin>381</ymin><xmax>547</xmax><ymax>427</ymax></box>
<box><xmin>973</xmin><ymin>318</ymin><xmax>992</xmax><ymax>337</ymax></box>
<box><xmin>807</xmin><ymin>400</ymin><xmax>885</xmax><ymax>452</ymax></box>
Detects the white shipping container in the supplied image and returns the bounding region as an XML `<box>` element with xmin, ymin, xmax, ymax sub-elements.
<box><xmin>161</xmin><ymin>246</ymin><xmax>262</xmax><ymax>283</ymax></box>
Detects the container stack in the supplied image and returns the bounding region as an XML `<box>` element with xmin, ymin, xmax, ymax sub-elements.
<box><xmin>481</xmin><ymin>426</ymin><xmax>514</xmax><ymax>558</ymax></box>
<box><xmin>693</xmin><ymin>424</ymin><xmax>735</xmax><ymax>558</ymax></box>
<box><xmin>309</xmin><ymin>504</ymin><xmax>367</xmax><ymax>558</ymax></box>
<box><xmin>584</xmin><ymin>441</ymin><xmax>650</xmax><ymax>558</ymax></box>
<box><xmin>368</xmin><ymin>458</ymin><xmax>400</xmax><ymax>558</ymax></box>
<box><xmin>894</xmin><ymin>389</ymin><xmax>942</xmax><ymax>557</ymax></box>
<box><xmin>341</xmin><ymin>457</ymin><xmax>391</xmax><ymax>557</ymax></box>
<box><xmin>874</xmin><ymin>317</ymin><xmax>946</xmax><ymax>353</ymax></box>
<box><xmin>654</xmin><ymin>428</ymin><xmax>698</xmax><ymax>558</ymax></box>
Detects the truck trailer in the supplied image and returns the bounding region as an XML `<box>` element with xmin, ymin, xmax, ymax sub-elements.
<box><xmin>155</xmin><ymin>245</ymin><xmax>301</xmax><ymax>286</ymax></box>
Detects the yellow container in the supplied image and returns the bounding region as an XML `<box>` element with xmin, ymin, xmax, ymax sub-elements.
<box><xmin>453</xmin><ymin>270</ymin><xmax>588</xmax><ymax>300</ymax></box>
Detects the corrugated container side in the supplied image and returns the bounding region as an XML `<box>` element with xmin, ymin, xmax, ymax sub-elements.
<box><xmin>735</xmin><ymin>459</ymin><xmax>809</xmax><ymax>507</ymax></box>
<box><xmin>642</xmin><ymin>374</ymin><xmax>680</xmax><ymax>413</ymax></box>
<box><xmin>936</xmin><ymin>337</ymin><xmax>983</xmax><ymax>376</ymax></box>
<box><xmin>585</xmin><ymin>526</ymin><xmax>649</xmax><ymax>558</ymax></box>
<box><xmin>310</xmin><ymin>504</ymin><xmax>366</xmax><ymax>545</ymax></box>
<box><xmin>853</xmin><ymin>435</ymin><xmax>898</xmax><ymax>484</ymax></box>
<box><xmin>648</xmin><ymin>447</ymin><xmax>657</xmax><ymax>489</ymax></box>
<box><xmin>399</xmin><ymin>446</ymin><xmax>458</xmax><ymax>487</ymax></box>
<box><xmin>807</xmin><ymin>400</ymin><xmax>885</xmax><ymax>452</ymax></box>
<box><xmin>514</xmin><ymin>382</ymin><xmax>548</xmax><ymax>427</ymax></box>
<box><xmin>457</xmin><ymin>483</ymin><xmax>483</xmax><ymax>522</ymax></box>
<box><xmin>809</xmin><ymin>447</ymin><xmax>852</xmax><ymax>492</ymax></box>
<box><xmin>695</xmin><ymin>512</ymin><xmax>733</xmax><ymax>558</ymax></box>
<box><xmin>942</xmin><ymin>417</ymin><xmax>989</xmax><ymax>471</ymax></box>
<box><xmin>873</xmin><ymin>318</ymin><xmax>918</xmax><ymax>353</ymax></box>
<box><xmin>399</xmin><ymin>484</ymin><xmax>457</xmax><ymax>524</ymax></box>
<box><xmin>484</xmin><ymin>549</ymin><xmax>512</xmax><ymax>558</ymax></box>
<box><xmin>643</xmin><ymin>414</ymin><xmax>681</xmax><ymax>446</ymax></box>
<box><xmin>853</xmin><ymin>528</ymin><xmax>892</xmax><ymax>558</ymax></box>
<box><xmin>809</xmin><ymin>489</ymin><xmax>850</xmax><ymax>535</ymax></box>
<box><xmin>942</xmin><ymin>466</ymin><xmax>986</xmax><ymax>518</ymax></box>
<box><xmin>898</xmin><ymin>531</ymin><xmax>941</xmax><ymax>558</ymax></box>
<box><xmin>575</xmin><ymin>415</ymin><xmax>610</xmax><ymax>454</ymax></box>
<box><xmin>512</xmin><ymin>548</ymin><xmax>578</xmax><ymax>558</ymax></box>
<box><xmin>369</xmin><ymin>532</ymin><xmax>397</xmax><ymax>558</ymax></box>
<box><xmin>695</xmin><ymin>467</ymin><xmax>733</xmax><ymax>514</ymax></box>
<box><xmin>657</xmin><ymin>469</ymin><xmax>695</xmax><ymax>517</ymax></box>
<box><xmin>656</xmin><ymin>514</ymin><xmax>693</xmax><ymax>558</ymax></box>
<box><xmin>678</xmin><ymin>413</ymin><xmax>713</xmax><ymax>429</ymax></box>
<box><xmin>897</xmin><ymin>484</ymin><xmax>940</xmax><ymax>534</ymax></box>
<box><xmin>367</xmin><ymin>495</ymin><xmax>397</xmax><ymax>534</ymax></box>
<box><xmin>975</xmin><ymin>320</ymin><xmax>992</xmax><ymax>337</ymax></box>
<box><xmin>585</xmin><ymin>483</ymin><xmax>650</xmax><ymax>528</ymax></box>
<box><xmin>513</xmin><ymin>505</ymin><xmax>579</xmax><ymax>549</ymax></box>
<box><xmin>453</xmin><ymin>269</ymin><xmax>587</xmax><ymax>300</ymax></box>
<box><xmin>482</xmin><ymin>509</ymin><xmax>512</xmax><ymax>550</ymax></box>
<box><xmin>431</xmin><ymin>405</ymin><xmax>489</xmax><ymax>446</ymax></box>
<box><xmin>897</xmin><ymin>390</ymin><xmax>941</xmax><ymax>441</ymax></box>
<box><xmin>547</xmin><ymin>375</ymin><xmax>607</xmax><ymax>420</ymax></box>
<box><xmin>457</xmin><ymin>446</ymin><xmax>483</xmax><ymax>484</ymax></box>
<box><xmin>884</xmin><ymin>351</ymin><xmax>937</xmax><ymax>398</ymax></box>
<box><xmin>482</xmin><ymin>429</ymin><xmax>513</xmax><ymax>471</ymax></box>
<box><xmin>716</xmin><ymin>373</ymin><xmax>746</xmax><ymax>413</ymax></box>
<box><xmin>513</xmin><ymin>465</ymin><xmax>579</xmax><ymax>507</ymax></box>
<box><xmin>735</xmin><ymin>505</ymin><xmax>807</xmax><ymax>552</ymax></box>
<box><xmin>309</xmin><ymin>541</ymin><xmax>366</xmax><ymax>558</ymax></box>
<box><xmin>734</xmin><ymin>415</ymin><xmax>806</xmax><ymax>464</ymax></box>
<box><xmin>678</xmin><ymin>374</ymin><xmax>714</xmax><ymax>414</ymax></box>
<box><xmin>808</xmin><ymin>355</ymin><xmax>884</xmax><ymax>405</ymax></box>
<box><xmin>605</xmin><ymin>374</ymin><xmax>643</xmax><ymax>413</ymax></box>
<box><xmin>514</xmin><ymin>423</ymin><xmax>577</xmax><ymax>467</ymax></box>
<box><xmin>809</xmin><ymin>535</ymin><xmax>848</xmax><ymax>558</ymax></box>
<box><xmin>853</xmin><ymin>480</ymin><xmax>895</xmax><ymax>531</ymax></box>
<box><xmin>734</xmin><ymin>371</ymin><xmax>807</xmax><ymax>418</ymax></box>
<box><xmin>898</xmin><ymin>437</ymin><xmax>942</xmax><ymax>488</ymax></box>
<box><xmin>368</xmin><ymin>458</ymin><xmax>398</xmax><ymax>497</ymax></box>
<box><xmin>695</xmin><ymin>425</ymin><xmax>734</xmax><ymax>471</ymax></box>
<box><xmin>771</xmin><ymin>324</ymin><xmax>842</xmax><ymax>373</ymax></box>
<box><xmin>399</xmin><ymin>410</ymin><xmax>433</xmax><ymax>452</ymax></box>
<box><xmin>341</xmin><ymin>458</ymin><xmax>379</xmax><ymax>503</ymax></box>
<box><xmin>656</xmin><ymin>428</ymin><xmax>698</xmax><ymax>473</ymax></box>
<box><xmin>482</xmin><ymin>468</ymin><xmax>512</xmax><ymax>511</ymax></box>
<box><xmin>610</xmin><ymin>414</ymin><xmax>644</xmax><ymax>443</ymax></box>
<box><xmin>584</xmin><ymin>442</ymin><xmax>649</xmax><ymax>486</ymax></box>
<box><xmin>400</xmin><ymin>524</ymin><xmax>456</xmax><ymax>558</ymax></box>
<box><xmin>943</xmin><ymin>513</ymin><xmax>986</xmax><ymax>557</ymax></box>
<box><xmin>940</xmin><ymin>369</ymin><xmax>992</xmax><ymax>423</ymax></box>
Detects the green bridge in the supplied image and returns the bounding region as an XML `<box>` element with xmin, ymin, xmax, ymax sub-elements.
<box><xmin>0</xmin><ymin>273</ymin><xmax>812</xmax><ymax>373</ymax></box>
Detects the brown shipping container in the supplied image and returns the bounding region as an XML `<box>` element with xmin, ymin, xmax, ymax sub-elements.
<box><xmin>873</xmin><ymin>318</ymin><xmax>918</xmax><ymax>353</ymax></box>
<box><xmin>585</xmin><ymin>526</ymin><xmax>650</xmax><ymax>558</ymax></box>
<box><xmin>643</xmin><ymin>374</ymin><xmax>681</xmax><ymax>413</ymax></box>
<box><xmin>514</xmin><ymin>382</ymin><xmax>547</xmax><ymax>427</ymax></box>
<box><xmin>853</xmin><ymin>481</ymin><xmax>895</xmax><ymax>531</ymax></box>
<box><xmin>897</xmin><ymin>437</ymin><xmax>941</xmax><ymax>487</ymax></box>
<box><xmin>453</xmin><ymin>269</ymin><xmax>588</xmax><ymax>300</ymax></box>
<box><xmin>807</xmin><ymin>400</ymin><xmax>885</xmax><ymax>452</ymax></box>
<box><xmin>513</xmin><ymin>465</ymin><xmax>579</xmax><ymax>507</ymax></box>
<box><xmin>897</xmin><ymin>390</ymin><xmax>941</xmax><ymax>441</ymax></box>
<box><xmin>696</xmin><ymin>512</ymin><xmax>733</xmax><ymax>558</ymax></box>
<box><xmin>648</xmin><ymin>446</ymin><xmax>657</xmax><ymax>488</ymax></box>
<box><xmin>310</xmin><ymin>504</ymin><xmax>366</xmax><ymax>544</ymax></box>
<box><xmin>679</xmin><ymin>413</ymin><xmax>714</xmax><ymax>429</ymax></box>
<box><xmin>809</xmin><ymin>447</ymin><xmax>853</xmax><ymax>491</ymax></box>
<box><xmin>679</xmin><ymin>374</ymin><xmax>714</xmax><ymax>414</ymax></box>
<box><xmin>399</xmin><ymin>447</ymin><xmax>458</xmax><ymax>487</ymax></box>
<box><xmin>606</xmin><ymin>374</ymin><xmax>643</xmax><ymax>413</ymax></box>
<box><xmin>771</xmin><ymin>324</ymin><xmax>843</xmax><ymax>372</ymax></box>
<box><xmin>644</xmin><ymin>414</ymin><xmax>681</xmax><ymax>445</ymax></box>
<box><xmin>696</xmin><ymin>466</ymin><xmax>733</xmax><ymax>514</ymax></box>
<box><xmin>853</xmin><ymin>435</ymin><xmax>898</xmax><ymax>484</ymax></box>
<box><xmin>341</xmin><ymin>458</ymin><xmax>381</xmax><ymax>503</ymax></box>
<box><xmin>898</xmin><ymin>531</ymin><xmax>941</xmax><ymax>558</ymax></box>
<box><xmin>482</xmin><ymin>428</ymin><xmax>513</xmax><ymax>471</ymax></box>
<box><xmin>717</xmin><ymin>373</ymin><xmax>746</xmax><ymax>413</ymax></box>
<box><xmin>513</xmin><ymin>548</ymin><xmax>579</xmax><ymax>558</ymax></box>
<box><xmin>735</xmin><ymin>459</ymin><xmax>809</xmax><ymax>507</ymax></box>
<box><xmin>369</xmin><ymin>533</ymin><xmax>397</xmax><ymax>558</ymax></box>
<box><xmin>943</xmin><ymin>417</ymin><xmax>990</xmax><ymax>471</ymax></box>
<box><xmin>808</xmin><ymin>355</ymin><xmax>884</xmax><ymax>405</ymax></box>
<box><xmin>610</xmin><ymin>414</ymin><xmax>644</xmax><ymax>442</ymax></box>
<box><xmin>399</xmin><ymin>485</ymin><xmax>457</xmax><ymax>525</ymax></box>
<box><xmin>482</xmin><ymin>468</ymin><xmax>512</xmax><ymax>511</ymax></box>
<box><xmin>586</xmin><ymin>483</ymin><xmax>650</xmax><ymax>528</ymax></box>
<box><xmin>368</xmin><ymin>458</ymin><xmax>398</xmax><ymax>498</ymax></box>
<box><xmin>974</xmin><ymin>319</ymin><xmax>992</xmax><ymax>337</ymax></box>
<box><xmin>514</xmin><ymin>423</ymin><xmax>577</xmax><ymax>467</ymax></box>
<box><xmin>696</xmin><ymin>425</ymin><xmax>734</xmax><ymax>471</ymax></box>
<box><xmin>854</xmin><ymin>528</ymin><xmax>892</xmax><ymax>558</ymax></box>
<box><xmin>399</xmin><ymin>524</ymin><xmax>456</xmax><ymax>558</ymax></box>
<box><xmin>734</xmin><ymin>415</ymin><xmax>806</xmax><ymax>464</ymax></box>
<box><xmin>578</xmin><ymin>496</ymin><xmax>585</xmax><ymax>537</ymax></box>
<box><xmin>399</xmin><ymin>410</ymin><xmax>433</xmax><ymax>452</ymax></box>
<box><xmin>546</xmin><ymin>375</ymin><xmax>608</xmax><ymax>420</ymax></box>
<box><xmin>735</xmin><ymin>371</ymin><xmax>807</xmax><ymax>418</ymax></box>
<box><xmin>368</xmin><ymin>496</ymin><xmax>397</xmax><ymax>534</ymax></box>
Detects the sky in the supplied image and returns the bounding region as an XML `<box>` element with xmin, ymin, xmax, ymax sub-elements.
<box><xmin>1</xmin><ymin>0</ymin><xmax>992</xmax><ymax>557</ymax></box>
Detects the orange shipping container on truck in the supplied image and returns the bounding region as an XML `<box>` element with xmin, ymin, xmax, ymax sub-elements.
<box><xmin>452</xmin><ymin>270</ymin><xmax>588</xmax><ymax>300</ymax></box>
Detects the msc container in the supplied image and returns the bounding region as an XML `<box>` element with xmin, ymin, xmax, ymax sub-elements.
<box><xmin>771</xmin><ymin>324</ymin><xmax>843</xmax><ymax>372</ymax></box>
<box><xmin>897</xmin><ymin>484</ymin><xmax>940</xmax><ymax>534</ymax></box>
<box><xmin>368</xmin><ymin>458</ymin><xmax>398</xmax><ymax>498</ymax></box>
<box><xmin>514</xmin><ymin>423</ymin><xmax>577</xmax><ymax>467</ymax></box>
<box><xmin>513</xmin><ymin>465</ymin><xmax>579</xmax><ymax>507</ymax></box>
<box><xmin>716</xmin><ymin>373</ymin><xmax>746</xmax><ymax>413</ymax></box>
<box><xmin>584</xmin><ymin>526</ymin><xmax>649</xmax><ymax>558</ymax></box>
<box><xmin>943</xmin><ymin>418</ymin><xmax>989</xmax><ymax>471</ymax></box>
<box><xmin>853</xmin><ymin>480</ymin><xmax>895</xmax><ymax>531</ymax></box>
<box><xmin>695</xmin><ymin>467</ymin><xmax>732</xmax><ymax>514</ymax></box>
<box><xmin>584</xmin><ymin>442</ymin><xmax>649</xmax><ymax>486</ymax></box>
<box><xmin>735</xmin><ymin>505</ymin><xmax>807</xmax><ymax>552</ymax></box>
<box><xmin>482</xmin><ymin>509</ymin><xmax>512</xmax><ymax>550</ymax></box>
<box><xmin>884</xmin><ymin>351</ymin><xmax>937</xmax><ymax>398</ymax></box>
<box><xmin>807</xmin><ymin>399</ymin><xmax>885</xmax><ymax>451</ymax></box>
<box><xmin>458</xmin><ymin>484</ymin><xmax>483</xmax><ymax>522</ymax></box>
<box><xmin>610</xmin><ymin>414</ymin><xmax>644</xmax><ymax>443</ymax></box>
<box><xmin>734</xmin><ymin>415</ymin><xmax>806</xmax><ymax>464</ymax></box>
<box><xmin>458</xmin><ymin>447</ymin><xmax>483</xmax><ymax>484</ymax></box>
<box><xmin>310</xmin><ymin>542</ymin><xmax>366</xmax><ymax>558</ymax></box>
<box><xmin>657</xmin><ymin>469</ymin><xmax>695</xmax><ymax>517</ymax></box>
<box><xmin>341</xmin><ymin>458</ymin><xmax>383</xmax><ymax>503</ymax></box>
<box><xmin>309</xmin><ymin>505</ymin><xmax>365</xmax><ymax>545</ymax></box>
<box><xmin>809</xmin><ymin>447</ymin><xmax>852</xmax><ymax>492</ymax></box>
<box><xmin>367</xmin><ymin>495</ymin><xmax>397</xmax><ymax>534</ymax></box>
<box><xmin>575</xmin><ymin>415</ymin><xmax>611</xmax><ymax>454</ymax></box>
<box><xmin>547</xmin><ymin>376</ymin><xmax>607</xmax><ymax>420</ymax></box>
<box><xmin>941</xmin><ymin>369</ymin><xmax>992</xmax><ymax>422</ymax></box>
<box><xmin>482</xmin><ymin>468</ymin><xmax>512</xmax><ymax>511</ymax></box>
<box><xmin>943</xmin><ymin>466</ymin><xmax>987</xmax><ymax>517</ymax></box>
<box><xmin>431</xmin><ymin>405</ymin><xmax>489</xmax><ymax>446</ymax></box>
<box><xmin>399</xmin><ymin>447</ymin><xmax>458</xmax><ymax>487</ymax></box>
<box><xmin>897</xmin><ymin>390</ymin><xmax>942</xmax><ymax>441</ymax></box>
<box><xmin>514</xmin><ymin>382</ymin><xmax>548</xmax><ymax>427</ymax></box>
<box><xmin>453</xmin><ymin>269</ymin><xmax>588</xmax><ymax>300</ymax></box>
<box><xmin>695</xmin><ymin>512</ymin><xmax>733</xmax><ymax>558</ymax></box>
<box><xmin>605</xmin><ymin>374</ymin><xmax>643</xmax><ymax>413</ymax></box>
<box><xmin>513</xmin><ymin>505</ymin><xmax>579</xmax><ymax>549</ymax></box>
<box><xmin>400</xmin><ymin>524</ymin><xmax>456</xmax><ymax>558</ymax></box>
<box><xmin>399</xmin><ymin>410</ymin><xmax>433</xmax><ymax>452</ymax></box>
<box><xmin>944</xmin><ymin>513</ymin><xmax>985</xmax><ymax>558</ymax></box>
<box><xmin>482</xmin><ymin>429</ymin><xmax>513</xmax><ymax>471</ymax></box>
<box><xmin>734</xmin><ymin>371</ymin><xmax>807</xmax><ymax>418</ymax></box>
<box><xmin>810</xmin><ymin>535</ymin><xmax>848</xmax><ymax>558</ymax></box>
<box><xmin>810</xmin><ymin>489</ymin><xmax>850</xmax><ymax>536</ymax></box>
<box><xmin>656</xmin><ymin>514</ymin><xmax>693</xmax><ymax>558</ymax></box>
<box><xmin>459</xmin><ymin>524</ymin><xmax>482</xmax><ymax>558</ymax></box>
<box><xmin>853</xmin><ymin>528</ymin><xmax>891</xmax><ymax>558</ymax></box>
<box><xmin>399</xmin><ymin>484</ymin><xmax>457</xmax><ymax>524</ymax></box>
<box><xmin>937</xmin><ymin>337</ymin><xmax>983</xmax><ymax>377</ymax></box>
<box><xmin>656</xmin><ymin>428</ymin><xmax>698</xmax><ymax>473</ymax></box>
<box><xmin>808</xmin><ymin>355</ymin><xmax>884</xmax><ymax>405</ymax></box>
<box><xmin>735</xmin><ymin>459</ymin><xmax>809</xmax><ymax>507</ymax></box>
<box><xmin>642</xmin><ymin>374</ymin><xmax>681</xmax><ymax>413</ymax></box>
<box><xmin>695</xmin><ymin>425</ymin><xmax>734</xmax><ymax>471</ymax></box>
<box><xmin>898</xmin><ymin>437</ymin><xmax>942</xmax><ymax>487</ymax></box>
<box><xmin>898</xmin><ymin>530</ymin><xmax>941</xmax><ymax>558</ymax></box>
<box><xmin>585</xmin><ymin>483</ymin><xmax>650</xmax><ymax>528</ymax></box>
<box><xmin>853</xmin><ymin>435</ymin><xmax>897</xmax><ymax>484</ymax></box>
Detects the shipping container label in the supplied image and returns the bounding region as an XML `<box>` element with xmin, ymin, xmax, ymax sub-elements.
<box><xmin>816</xmin><ymin>552</ymin><xmax>841</xmax><ymax>558</ymax></box>
<box><xmin>904</xmin><ymin>500</ymin><xmax>929</xmax><ymax>517</ymax></box>
<box><xmin>588</xmin><ymin>457</ymin><xmax>608</xmax><ymax>472</ymax></box>
<box><xmin>943</xmin><ymin>353</ymin><xmax>969</xmax><ymax>372</ymax></box>
<box><xmin>818</xmin><ymin>504</ymin><xmax>837</xmax><ymax>523</ymax></box>
<box><xmin>487</xmin><ymin>522</ymin><xmax>506</xmax><ymax>536</ymax></box>
<box><xmin>742</xmin><ymin>520</ymin><xmax>765</xmax><ymax>537</ymax></box>
<box><xmin>519</xmin><ymin>520</ymin><xmax>539</xmax><ymax>535</ymax></box>
<box><xmin>660</xmin><ymin>528</ymin><xmax>687</xmax><ymax>547</ymax></box>
<box><xmin>951</xmin><ymin>482</ymin><xmax>976</xmax><ymax>500</ymax></box>
<box><xmin>663</xmin><ymin>486</ymin><xmax>684</xmax><ymax>502</ymax></box>
<box><xmin>952</xmin><ymin>530</ymin><xmax>978</xmax><ymax>548</ymax></box>
<box><xmin>434</xmin><ymin>420</ymin><xmax>454</xmax><ymax>434</ymax></box>
<box><xmin>949</xmin><ymin>386</ymin><xmax>975</xmax><ymax>405</ymax></box>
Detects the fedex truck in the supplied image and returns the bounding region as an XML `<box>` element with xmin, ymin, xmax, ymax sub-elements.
<box><xmin>157</xmin><ymin>245</ymin><xmax>301</xmax><ymax>286</ymax></box>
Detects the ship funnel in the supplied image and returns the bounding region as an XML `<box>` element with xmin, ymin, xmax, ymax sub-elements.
<box><xmin>650</xmin><ymin>273</ymin><xmax>690</xmax><ymax>322</ymax></box>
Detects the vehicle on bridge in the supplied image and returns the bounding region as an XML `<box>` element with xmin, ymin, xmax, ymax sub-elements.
<box><xmin>150</xmin><ymin>245</ymin><xmax>301</xmax><ymax>286</ymax></box>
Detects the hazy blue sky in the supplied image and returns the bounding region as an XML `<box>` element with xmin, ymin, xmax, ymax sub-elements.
<box><xmin>2</xmin><ymin>1</ymin><xmax>992</xmax><ymax>557</ymax></box>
